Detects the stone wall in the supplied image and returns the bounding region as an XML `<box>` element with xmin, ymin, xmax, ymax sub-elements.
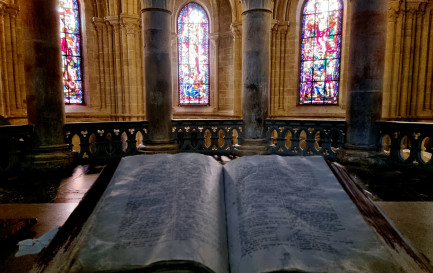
<box><xmin>1</xmin><ymin>0</ymin><xmax>432</xmax><ymax>124</ymax></box>
<box><xmin>0</xmin><ymin>0</ymin><xmax>26</xmax><ymax>124</ymax></box>
<box><xmin>74</xmin><ymin>0</ymin><xmax>144</xmax><ymax>122</ymax></box>
<box><xmin>382</xmin><ymin>0</ymin><xmax>433</xmax><ymax>121</ymax></box>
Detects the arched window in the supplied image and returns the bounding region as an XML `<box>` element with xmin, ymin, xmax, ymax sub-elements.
<box><xmin>59</xmin><ymin>0</ymin><xmax>84</xmax><ymax>104</ymax></box>
<box><xmin>177</xmin><ymin>2</ymin><xmax>210</xmax><ymax>105</ymax></box>
<box><xmin>299</xmin><ymin>0</ymin><xmax>342</xmax><ymax>105</ymax></box>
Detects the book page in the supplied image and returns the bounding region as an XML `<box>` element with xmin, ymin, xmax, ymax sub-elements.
<box><xmin>224</xmin><ymin>156</ymin><xmax>405</xmax><ymax>273</ymax></box>
<box><xmin>68</xmin><ymin>153</ymin><xmax>229</xmax><ymax>273</ymax></box>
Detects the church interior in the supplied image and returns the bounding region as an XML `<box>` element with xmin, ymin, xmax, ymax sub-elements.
<box><xmin>0</xmin><ymin>0</ymin><xmax>433</xmax><ymax>271</ymax></box>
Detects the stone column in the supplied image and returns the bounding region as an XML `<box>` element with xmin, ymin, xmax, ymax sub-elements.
<box><xmin>230</xmin><ymin>22</ymin><xmax>243</xmax><ymax>117</ymax></box>
<box><xmin>235</xmin><ymin>0</ymin><xmax>273</xmax><ymax>156</ymax></box>
<box><xmin>139</xmin><ymin>0</ymin><xmax>178</xmax><ymax>154</ymax></box>
<box><xmin>21</xmin><ymin>0</ymin><xmax>75</xmax><ymax>172</ymax></box>
<box><xmin>338</xmin><ymin>0</ymin><xmax>388</xmax><ymax>165</ymax></box>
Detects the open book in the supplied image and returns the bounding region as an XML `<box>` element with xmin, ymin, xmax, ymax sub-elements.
<box><xmin>36</xmin><ymin>154</ymin><xmax>427</xmax><ymax>272</ymax></box>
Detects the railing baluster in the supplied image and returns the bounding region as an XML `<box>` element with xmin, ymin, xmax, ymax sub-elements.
<box><xmin>5</xmin><ymin>120</ymin><xmax>433</xmax><ymax>177</ymax></box>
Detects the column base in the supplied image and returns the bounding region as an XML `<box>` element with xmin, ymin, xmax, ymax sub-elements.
<box><xmin>234</xmin><ymin>139</ymin><xmax>271</xmax><ymax>156</ymax></box>
<box><xmin>336</xmin><ymin>145</ymin><xmax>388</xmax><ymax>167</ymax></box>
<box><xmin>138</xmin><ymin>140</ymin><xmax>179</xmax><ymax>155</ymax></box>
<box><xmin>22</xmin><ymin>144</ymin><xmax>77</xmax><ymax>174</ymax></box>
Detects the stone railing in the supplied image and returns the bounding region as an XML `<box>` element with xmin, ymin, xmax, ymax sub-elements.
<box><xmin>65</xmin><ymin>121</ymin><xmax>149</xmax><ymax>165</ymax></box>
<box><xmin>64</xmin><ymin>119</ymin><xmax>346</xmax><ymax>164</ymax></box>
<box><xmin>3</xmin><ymin>120</ymin><xmax>433</xmax><ymax>176</ymax></box>
<box><xmin>267</xmin><ymin>119</ymin><xmax>345</xmax><ymax>158</ymax></box>
<box><xmin>0</xmin><ymin>125</ymin><xmax>34</xmax><ymax>176</ymax></box>
<box><xmin>377</xmin><ymin>121</ymin><xmax>433</xmax><ymax>169</ymax></box>
<box><xmin>172</xmin><ymin>119</ymin><xmax>243</xmax><ymax>155</ymax></box>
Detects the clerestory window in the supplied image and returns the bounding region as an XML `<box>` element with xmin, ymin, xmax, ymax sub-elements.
<box><xmin>299</xmin><ymin>0</ymin><xmax>343</xmax><ymax>105</ymax></box>
<box><xmin>177</xmin><ymin>2</ymin><xmax>210</xmax><ymax>105</ymax></box>
<box><xmin>59</xmin><ymin>0</ymin><xmax>84</xmax><ymax>104</ymax></box>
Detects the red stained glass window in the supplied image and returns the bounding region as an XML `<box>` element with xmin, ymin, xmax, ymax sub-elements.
<box><xmin>300</xmin><ymin>0</ymin><xmax>342</xmax><ymax>105</ymax></box>
<box><xmin>59</xmin><ymin>0</ymin><xmax>83</xmax><ymax>104</ymax></box>
<box><xmin>177</xmin><ymin>3</ymin><xmax>210</xmax><ymax>105</ymax></box>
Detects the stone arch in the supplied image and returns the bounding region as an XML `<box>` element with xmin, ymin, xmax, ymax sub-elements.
<box><xmin>298</xmin><ymin>0</ymin><xmax>343</xmax><ymax>105</ymax></box>
<box><xmin>268</xmin><ymin>0</ymin><xmax>350</xmax><ymax>118</ymax></box>
<box><xmin>171</xmin><ymin>0</ymin><xmax>236</xmax><ymax>117</ymax></box>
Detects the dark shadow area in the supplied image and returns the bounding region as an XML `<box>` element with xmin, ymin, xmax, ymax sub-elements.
<box><xmin>0</xmin><ymin>165</ymin><xmax>103</xmax><ymax>204</ymax></box>
<box><xmin>345</xmin><ymin>165</ymin><xmax>433</xmax><ymax>201</ymax></box>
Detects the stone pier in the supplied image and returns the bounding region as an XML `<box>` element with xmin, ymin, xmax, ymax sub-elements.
<box><xmin>338</xmin><ymin>0</ymin><xmax>389</xmax><ymax>166</ymax></box>
<box><xmin>21</xmin><ymin>0</ymin><xmax>75</xmax><ymax>172</ymax></box>
<box><xmin>235</xmin><ymin>0</ymin><xmax>273</xmax><ymax>156</ymax></box>
<box><xmin>139</xmin><ymin>0</ymin><xmax>178</xmax><ymax>154</ymax></box>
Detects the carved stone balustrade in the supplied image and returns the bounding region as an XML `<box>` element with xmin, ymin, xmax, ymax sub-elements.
<box><xmin>377</xmin><ymin>121</ymin><xmax>433</xmax><ymax>168</ymax></box>
<box><xmin>3</xmin><ymin>120</ymin><xmax>433</xmax><ymax>178</ymax></box>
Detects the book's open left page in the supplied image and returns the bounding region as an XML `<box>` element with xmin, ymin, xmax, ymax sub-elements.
<box><xmin>66</xmin><ymin>153</ymin><xmax>229</xmax><ymax>273</ymax></box>
<box><xmin>224</xmin><ymin>156</ymin><xmax>406</xmax><ymax>273</ymax></box>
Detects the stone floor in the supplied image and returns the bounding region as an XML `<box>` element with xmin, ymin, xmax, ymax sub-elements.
<box><xmin>0</xmin><ymin>159</ymin><xmax>432</xmax><ymax>272</ymax></box>
<box><xmin>344</xmin><ymin>165</ymin><xmax>433</xmax><ymax>266</ymax></box>
<box><xmin>0</xmin><ymin>165</ymin><xmax>103</xmax><ymax>273</ymax></box>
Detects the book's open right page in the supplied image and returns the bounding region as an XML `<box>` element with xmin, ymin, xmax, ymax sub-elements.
<box><xmin>223</xmin><ymin>156</ymin><xmax>405</xmax><ymax>273</ymax></box>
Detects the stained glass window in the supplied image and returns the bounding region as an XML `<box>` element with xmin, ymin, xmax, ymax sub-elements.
<box><xmin>177</xmin><ymin>3</ymin><xmax>210</xmax><ymax>105</ymax></box>
<box><xmin>299</xmin><ymin>0</ymin><xmax>342</xmax><ymax>105</ymax></box>
<box><xmin>59</xmin><ymin>0</ymin><xmax>83</xmax><ymax>104</ymax></box>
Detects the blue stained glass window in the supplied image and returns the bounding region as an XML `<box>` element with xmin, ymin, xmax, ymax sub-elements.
<box><xmin>177</xmin><ymin>2</ymin><xmax>210</xmax><ymax>105</ymax></box>
<box><xmin>299</xmin><ymin>0</ymin><xmax>342</xmax><ymax>105</ymax></box>
<box><xmin>59</xmin><ymin>0</ymin><xmax>83</xmax><ymax>104</ymax></box>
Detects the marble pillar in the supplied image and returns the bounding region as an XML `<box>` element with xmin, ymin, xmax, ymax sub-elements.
<box><xmin>338</xmin><ymin>0</ymin><xmax>388</xmax><ymax>166</ymax></box>
<box><xmin>139</xmin><ymin>0</ymin><xmax>178</xmax><ymax>154</ymax></box>
<box><xmin>21</xmin><ymin>0</ymin><xmax>75</xmax><ymax>172</ymax></box>
<box><xmin>235</xmin><ymin>0</ymin><xmax>273</xmax><ymax>156</ymax></box>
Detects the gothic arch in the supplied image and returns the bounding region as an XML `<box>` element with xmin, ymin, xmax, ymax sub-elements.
<box><xmin>171</xmin><ymin>0</ymin><xmax>236</xmax><ymax>116</ymax></box>
<box><xmin>298</xmin><ymin>0</ymin><xmax>343</xmax><ymax>105</ymax></box>
<box><xmin>294</xmin><ymin>0</ymin><xmax>349</xmax><ymax>114</ymax></box>
<box><xmin>60</xmin><ymin>0</ymin><xmax>85</xmax><ymax>104</ymax></box>
<box><xmin>177</xmin><ymin>2</ymin><xmax>210</xmax><ymax>105</ymax></box>
<box><xmin>172</xmin><ymin>0</ymin><xmax>217</xmax><ymax>32</ymax></box>
<box><xmin>64</xmin><ymin>0</ymin><xmax>94</xmax><ymax>108</ymax></box>
<box><xmin>294</xmin><ymin>0</ymin><xmax>350</xmax><ymax>107</ymax></box>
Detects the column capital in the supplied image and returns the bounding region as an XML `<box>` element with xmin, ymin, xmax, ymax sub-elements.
<box><xmin>0</xmin><ymin>0</ymin><xmax>7</xmax><ymax>9</ymax></box>
<box><xmin>92</xmin><ymin>16</ymin><xmax>106</xmax><ymax>31</ymax></box>
<box><xmin>402</xmin><ymin>1</ymin><xmax>428</xmax><ymax>14</ymax></box>
<box><xmin>241</xmin><ymin>0</ymin><xmax>274</xmax><ymax>14</ymax></box>
<box><xmin>5</xmin><ymin>4</ymin><xmax>18</xmax><ymax>17</ymax></box>
<box><xmin>141</xmin><ymin>0</ymin><xmax>172</xmax><ymax>14</ymax></box>
<box><xmin>120</xmin><ymin>14</ymin><xmax>141</xmax><ymax>34</ymax></box>
<box><xmin>271</xmin><ymin>19</ymin><xmax>289</xmax><ymax>32</ymax></box>
<box><xmin>230</xmin><ymin>22</ymin><xmax>242</xmax><ymax>39</ymax></box>
<box><xmin>105</xmin><ymin>17</ymin><xmax>123</xmax><ymax>35</ymax></box>
<box><xmin>209</xmin><ymin>32</ymin><xmax>219</xmax><ymax>40</ymax></box>
<box><xmin>387</xmin><ymin>1</ymin><xmax>401</xmax><ymax>22</ymax></box>
<box><xmin>209</xmin><ymin>32</ymin><xmax>219</xmax><ymax>47</ymax></box>
<box><xmin>105</xmin><ymin>15</ymin><xmax>120</xmax><ymax>24</ymax></box>
<box><xmin>271</xmin><ymin>19</ymin><xmax>279</xmax><ymax>32</ymax></box>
